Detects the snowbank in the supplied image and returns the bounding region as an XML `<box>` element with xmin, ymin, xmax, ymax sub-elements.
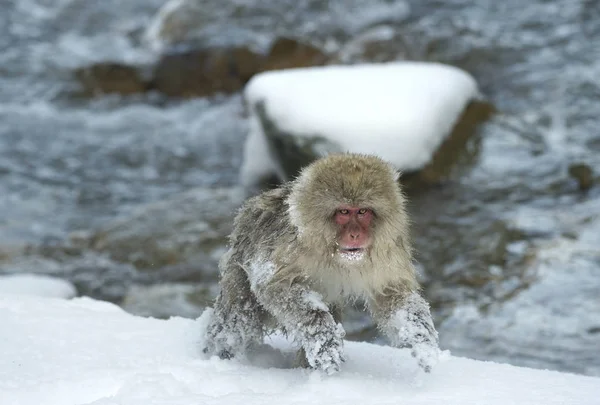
<box><xmin>241</xmin><ymin>62</ymin><xmax>480</xmax><ymax>187</ymax></box>
<box><xmin>1</xmin><ymin>294</ymin><xmax>598</xmax><ymax>405</ymax></box>
<box><xmin>0</xmin><ymin>273</ymin><xmax>76</xmax><ymax>298</ymax></box>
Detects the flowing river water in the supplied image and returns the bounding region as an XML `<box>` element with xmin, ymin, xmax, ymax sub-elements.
<box><xmin>1</xmin><ymin>0</ymin><xmax>599</xmax><ymax>376</ymax></box>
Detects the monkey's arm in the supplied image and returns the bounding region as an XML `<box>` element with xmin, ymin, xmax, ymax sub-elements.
<box><xmin>369</xmin><ymin>286</ymin><xmax>440</xmax><ymax>373</ymax></box>
<box><xmin>252</xmin><ymin>268</ymin><xmax>345</xmax><ymax>375</ymax></box>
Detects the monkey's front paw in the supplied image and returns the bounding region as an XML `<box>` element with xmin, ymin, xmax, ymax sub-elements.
<box><xmin>411</xmin><ymin>341</ymin><xmax>440</xmax><ymax>373</ymax></box>
<box><xmin>307</xmin><ymin>338</ymin><xmax>345</xmax><ymax>375</ymax></box>
<box><xmin>304</xmin><ymin>323</ymin><xmax>346</xmax><ymax>375</ymax></box>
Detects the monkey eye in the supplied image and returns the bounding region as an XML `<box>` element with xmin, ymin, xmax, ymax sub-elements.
<box><xmin>358</xmin><ymin>208</ymin><xmax>368</xmax><ymax>215</ymax></box>
<box><xmin>338</xmin><ymin>209</ymin><xmax>349</xmax><ymax>215</ymax></box>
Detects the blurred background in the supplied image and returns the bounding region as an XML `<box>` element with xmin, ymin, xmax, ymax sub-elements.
<box><xmin>0</xmin><ymin>0</ymin><xmax>598</xmax><ymax>377</ymax></box>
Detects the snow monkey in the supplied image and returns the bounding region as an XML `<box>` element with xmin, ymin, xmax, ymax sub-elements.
<box><xmin>203</xmin><ymin>153</ymin><xmax>439</xmax><ymax>374</ymax></box>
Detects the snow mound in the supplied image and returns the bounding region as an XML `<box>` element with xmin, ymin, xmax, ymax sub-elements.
<box><xmin>241</xmin><ymin>62</ymin><xmax>480</xmax><ymax>186</ymax></box>
<box><xmin>0</xmin><ymin>274</ymin><xmax>76</xmax><ymax>298</ymax></box>
<box><xmin>1</xmin><ymin>295</ymin><xmax>598</xmax><ymax>405</ymax></box>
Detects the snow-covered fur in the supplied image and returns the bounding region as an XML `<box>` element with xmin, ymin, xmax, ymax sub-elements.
<box><xmin>203</xmin><ymin>153</ymin><xmax>439</xmax><ymax>374</ymax></box>
<box><xmin>375</xmin><ymin>291</ymin><xmax>440</xmax><ymax>372</ymax></box>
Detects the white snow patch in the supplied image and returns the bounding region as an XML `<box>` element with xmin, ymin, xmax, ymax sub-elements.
<box><xmin>1</xmin><ymin>294</ymin><xmax>599</xmax><ymax>405</ymax></box>
<box><xmin>241</xmin><ymin>112</ymin><xmax>279</xmax><ymax>188</ymax></box>
<box><xmin>303</xmin><ymin>290</ymin><xmax>330</xmax><ymax>312</ymax></box>
<box><xmin>241</xmin><ymin>62</ymin><xmax>479</xmax><ymax>186</ymax></box>
<box><xmin>248</xmin><ymin>258</ymin><xmax>277</xmax><ymax>290</ymax></box>
<box><xmin>0</xmin><ymin>274</ymin><xmax>76</xmax><ymax>299</ymax></box>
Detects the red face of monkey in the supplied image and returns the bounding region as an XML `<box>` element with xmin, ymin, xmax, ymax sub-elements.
<box><xmin>334</xmin><ymin>206</ymin><xmax>373</xmax><ymax>258</ymax></box>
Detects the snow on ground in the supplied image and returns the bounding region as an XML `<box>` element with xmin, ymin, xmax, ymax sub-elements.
<box><xmin>241</xmin><ymin>62</ymin><xmax>479</xmax><ymax>186</ymax></box>
<box><xmin>0</xmin><ymin>273</ymin><xmax>76</xmax><ymax>298</ymax></box>
<box><xmin>1</xmin><ymin>294</ymin><xmax>598</xmax><ymax>405</ymax></box>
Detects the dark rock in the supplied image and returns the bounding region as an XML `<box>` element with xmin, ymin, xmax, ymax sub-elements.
<box><xmin>261</xmin><ymin>37</ymin><xmax>327</xmax><ymax>72</ymax></box>
<box><xmin>568</xmin><ymin>163</ymin><xmax>594</xmax><ymax>191</ymax></box>
<box><xmin>74</xmin><ymin>63</ymin><xmax>148</xmax><ymax>96</ymax></box>
<box><xmin>151</xmin><ymin>37</ymin><xmax>327</xmax><ymax>98</ymax></box>
<box><xmin>72</xmin><ymin>37</ymin><xmax>327</xmax><ymax>100</ymax></box>
<box><xmin>151</xmin><ymin>46</ymin><xmax>264</xmax><ymax>98</ymax></box>
<box><xmin>588</xmin><ymin>326</ymin><xmax>600</xmax><ymax>334</ymax></box>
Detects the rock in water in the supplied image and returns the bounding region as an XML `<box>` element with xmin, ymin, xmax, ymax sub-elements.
<box><xmin>262</xmin><ymin>37</ymin><xmax>327</xmax><ymax>72</ymax></box>
<box><xmin>74</xmin><ymin>63</ymin><xmax>148</xmax><ymax>96</ymax></box>
<box><xmin>151</xmin><ymin>47</ymin><xmax>264</xmax><ymax>98</ymax></box>
<box><xmin>240</xmin><ymin>62</ymin><xmax>494</xmax><ymax>189</ymax></box>
<box><xmin>151</xmin><ymin>38</ymin><xmax>327</xmax><ymax>99</ymax></box>
<box><xmin>568</xmin><ymin>163</ymin><xmax>594</xmax><ymax>191</ymax></box>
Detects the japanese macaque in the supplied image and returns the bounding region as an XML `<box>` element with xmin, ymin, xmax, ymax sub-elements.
<box><xmin>203</xmin><ymin>153</ymin><xmax>439</xmax><ymax>374</ymax></box>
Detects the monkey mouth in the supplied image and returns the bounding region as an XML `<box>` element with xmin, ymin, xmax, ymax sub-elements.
<box><xmin>338</xmin><ymin>247</ymin><xmax>366</xmax><ymax>261</ymax></box>
<box><xmin>339</xmin><ymin>247</ymin><xmax>363</xmax><ymax>253</ymax></box>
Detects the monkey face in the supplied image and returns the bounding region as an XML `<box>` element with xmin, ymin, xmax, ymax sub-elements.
<box><xmin>287</xmin><ymin>153</ymin><xmax>408</xmax><ymax>265</ymax></box>
<box><xmin>334</xmin><ymin>206</ymin><xmax>373</xmax><ymax>260</ymax></box>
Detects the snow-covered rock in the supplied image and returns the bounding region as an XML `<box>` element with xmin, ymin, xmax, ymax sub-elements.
<box><xmin>1</xmin><ymin>294</ymin><xmax>598</xmax><ymax>405</ymax></box>
<box><xmin>241</xmin><ymin>62</ymin><xmax>490</xmax><ymax>188</ymax></box>
<box><xmin>0</xmin><ymin>274</ymin><xmax>76</xmax><ymax>299</ymax></box>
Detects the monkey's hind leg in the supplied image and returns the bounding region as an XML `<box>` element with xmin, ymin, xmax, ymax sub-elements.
<box><xmin>203</xmin><ymin>264</ymin><xmax>264</xmax><ymax>360</ymax></box>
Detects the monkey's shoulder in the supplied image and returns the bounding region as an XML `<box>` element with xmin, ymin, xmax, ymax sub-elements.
<box><xmin>237</xmin><ymin>184</ymin><xmax>290</xmax><ymax>215</ymax></box>
<box><xmin>251</xmin><ymin>185</ymin><xmax>291</xmax><ymax>211</ymax></box>
<box><xmin>232</xmin><ymin>185</ymin><xmax>294</xmax><ymax>239</ymax></box>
